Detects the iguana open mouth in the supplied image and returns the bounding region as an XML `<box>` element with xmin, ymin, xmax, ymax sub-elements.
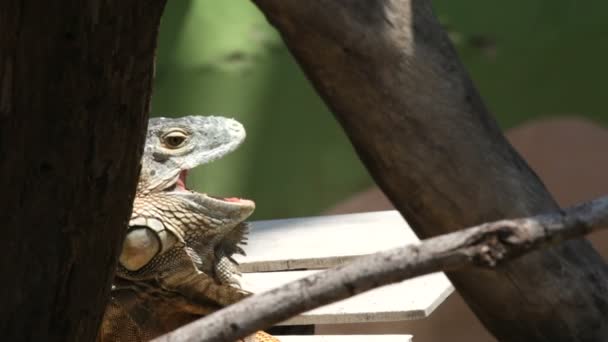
<box><xmin>175</xmin><ymin>170</ymin><xmax>189</xmax><ymax>190</ymax></box>
<box><xmin>175</xmin><ymin>170</ymin><xmax>252</xmax><ymax>205</ymax></box>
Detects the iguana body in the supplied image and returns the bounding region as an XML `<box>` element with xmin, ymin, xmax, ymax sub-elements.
<box><xmin>99</xmin><ymin>116</ymin><xmax>278</xmax><ymax>342</ymax></box>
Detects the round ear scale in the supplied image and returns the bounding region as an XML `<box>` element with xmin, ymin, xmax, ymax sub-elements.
<box><xmin>119</xmin><ymin>227</ymin><xmax>160</xmax><ymax>271</ymax></box>
<box><xmin>120</xmin><ymin>217</ymin><xmax>181</xmax><ymax>271</ymax></box>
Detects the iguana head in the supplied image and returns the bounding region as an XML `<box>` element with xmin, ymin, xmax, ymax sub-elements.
<box><xmin>137</xmin><ymin>115</ymin><xmax>255</xmax><ymax>231</ymax></box>
<box><xmin>141</xmin><ymin>115</ymin><xmax>246</xmax><ymax>192</ymax></box>
<box><xmin>120</xmin><ymin>115</ymin><xmax>255</xmax><ymax>275</ymax></box>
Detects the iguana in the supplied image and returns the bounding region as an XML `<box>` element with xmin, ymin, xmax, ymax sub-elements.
<box><xmin>99</xmin><ymin>116</ymin><xmax>278</xmax><ymax>342</ymax></box>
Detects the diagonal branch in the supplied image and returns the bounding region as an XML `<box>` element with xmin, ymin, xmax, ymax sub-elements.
<box><xmin>152</xmin><ymin>196</ymin><xmax>608</xmax><ymax>342</ymax></box>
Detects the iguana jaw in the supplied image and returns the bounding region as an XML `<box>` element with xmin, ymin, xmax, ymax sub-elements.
<box><xmin>170</xmin><ymin>169</ymin><xmax>255</xmax><ymax>222</ymax></box>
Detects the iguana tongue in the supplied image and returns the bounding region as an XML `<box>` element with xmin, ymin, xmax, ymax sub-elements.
<box><xmin>176</xmin><ymin>170</ymin><xmax>188</xmax><ymax>190</ymax></box>
<box><xmin>223</xmin><ymin>197</ymin><xmax>242</xmax><ymax>202</ymax></box>
<box><xmin>208</xmin><ymin>194</ymin><xmax>252</xmax><ymax>204</ymax></box>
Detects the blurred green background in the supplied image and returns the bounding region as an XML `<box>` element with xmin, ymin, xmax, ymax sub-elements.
<box><xmin>151</xmin><ymin>1</ymin><xmax>608</xmax><ymax>220</ymax></box>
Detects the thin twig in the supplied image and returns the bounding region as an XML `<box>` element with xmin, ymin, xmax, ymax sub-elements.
<box><xmin>152</xmin><ymin>196</ymin><xmax>608</xmax><ymax>342</ymax></box>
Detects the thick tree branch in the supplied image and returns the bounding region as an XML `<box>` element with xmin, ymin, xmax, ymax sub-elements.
<box><xmin>153</xmin><ymin>196</ymin><xmax>608</xmax><ymax>342</ymax></box>
<box><xmin>249</xmin><ymin>1</ymin><xmax>608</xmax><ymax>340</ymax></box>
<box><xmin>0</xmin><ymin>1</ymin><xmax>166</xmax><ymax>341</ymax></box>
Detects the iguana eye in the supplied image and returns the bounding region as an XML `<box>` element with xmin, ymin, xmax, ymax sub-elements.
<box><xmin>162</xmin><ymin>129</ymin><xmax>189</xmax><ymax>149</ymax></box>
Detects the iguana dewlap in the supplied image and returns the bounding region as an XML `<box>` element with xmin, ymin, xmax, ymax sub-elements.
<box><xmin>99</xmin><ymin>116</ymin><xmax>278</xmax><ymax>342</ymax></box>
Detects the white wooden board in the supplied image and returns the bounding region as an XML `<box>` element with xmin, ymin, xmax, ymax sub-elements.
<box><xmin>236</xmin><ymin>210</ymin><xmax>454</xmax><ymax>325</ymax></box>
<box><xmin>236</xmin><ymin>211</ymin><xmax>420</xmax><ymax>272</ymax></box>
<box><xmin>279</xmin><ymin>336</ymin><xmax>412</xmax><ymax>342</ymax></box>
<box><xmin>241</xmin><ymin>271</ymin><xmax>453</xmax><ymax>325</ymax></box>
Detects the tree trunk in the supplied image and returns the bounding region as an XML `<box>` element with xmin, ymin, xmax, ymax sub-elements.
<box><xmin>252</xmin><ymin>1</ymin><xmax>608</xmax><ymax>341</ymax></box>
<box><xmin>0</xmin><ymin>1</ymin><xmax>166</xmax><ymax>341</ymax></box>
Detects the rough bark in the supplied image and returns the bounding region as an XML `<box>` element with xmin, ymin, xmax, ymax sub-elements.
<box><xmin>251</xmin><ymin>1</ymin><xmax>608</xmax><ymax>341</ymax></box>
<box><xmin>0</xmin><ymin>1</ymin><xmax>166</xmax><ymax>341</ymax></box>
<box><xmin>152</xmin><ymin>196</ymin><xmax>608</xmax><ymax>342</ymax></box>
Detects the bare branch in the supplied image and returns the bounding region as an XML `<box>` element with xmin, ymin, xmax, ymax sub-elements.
<box><xmin>152</xmin><ymin>196</ymin><xmax>608</xmax><ymax>342</ymax></box>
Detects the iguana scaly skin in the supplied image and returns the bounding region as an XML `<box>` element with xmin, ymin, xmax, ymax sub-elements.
<box><xmin>99</xmin><ymin>116</ymin><xmax>279</xmax><ymax>342</ymax></box>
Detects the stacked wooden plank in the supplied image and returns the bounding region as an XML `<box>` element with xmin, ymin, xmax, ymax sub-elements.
<box><xmin>235</xmin><ymin>211</ymin><xmax>454</xmax><ymax>339</ymax></box>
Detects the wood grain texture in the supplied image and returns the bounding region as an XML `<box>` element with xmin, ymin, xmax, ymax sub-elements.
<box><xmin>251</xmin><ymin>1</ymin><xmax>608</xmax><ymax>341</ymax></box>
<box><xmin>0</xmin><ymin>1</ymin><xmax>166</xmax><ymax>341</ymax></box>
